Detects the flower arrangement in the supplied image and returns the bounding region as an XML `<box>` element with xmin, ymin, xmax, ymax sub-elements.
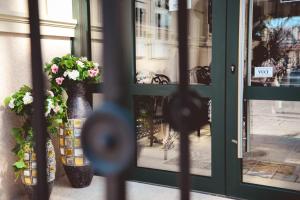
<box><xmin>44</xmin><ymin>54</ymin><xmax>101</xmax><ymax>94</ymax></box>
<box><xmin>4</xmin><ymin>85</ymin><xmax>66</xmax><ymax>178</ymax></box>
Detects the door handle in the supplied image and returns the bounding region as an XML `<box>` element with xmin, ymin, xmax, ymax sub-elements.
<box><xmin>230</xmin><ymin>65</ymin><xmax>236</xmax><ymax>73</ymax></box>
<box><xmin>236</xmin><ymin>0</ymin><xmax>247</xmax><ymax>159</ymax></box>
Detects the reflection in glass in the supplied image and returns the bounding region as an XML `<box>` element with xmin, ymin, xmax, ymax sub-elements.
<box><xmin>135</xmin><ymin>0</ymin><xmax>212</xmax><ymax>85</ymax></box>
<box><xmin>243</xmin><ymin>100</ymin><xmax>300</xmax><ymax>191</ymax></box>
<box><xmin>135</xmin><ymin>95</ymin><xmax>212</xmax><ymax>176</ymax></box>
<box><xmin>248</xmin><ymin>0</ymin><xmax>300</xmax><ymax>87</ymax></box>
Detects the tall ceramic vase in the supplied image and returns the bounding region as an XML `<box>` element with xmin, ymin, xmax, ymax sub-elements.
<box><xmin>21</xmin><ymin>138</ymin><xmax>56</xmax><ymax>199</ymax></box>
<box><xmin>59</xmin><ymin>82</ymin><xmax>93</xmax><ymax>188</ymax></box>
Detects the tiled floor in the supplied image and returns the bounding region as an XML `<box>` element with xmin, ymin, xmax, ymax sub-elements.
<box><xmin>137</xmin><ymin>100</ymin><xmax>300</xmax><ymax>192</ymax></box>
<box><xmin>47</xmin><ymin>175</ymin><xmax>233</xmax><ymax>200</ymax></box>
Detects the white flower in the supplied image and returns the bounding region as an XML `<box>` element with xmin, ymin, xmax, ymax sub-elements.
<box><xmin>53</xmin><ymin>105</ymin><xmax>61</xmax><ymax>113</ymax></box>
<box><xmin>45</xmin><ymin>99</ymin><xmax>53</xmax><ymax>117</ymax></box>
<box><xmin>23</xmin><ymin>92</ymin><xmax>33</xmax><ymax>105</ymax></box>
<box><xmin>47</xmin><ymin>90</ymin><xmax>54</xmax><ymax>97</ymax></box>
<box><xmin>63</xmin><ymin>71</ymin><xmax>69</xmax><ymax>77</ymax></box>
<box><xmin>76</xmin><ymin>61</ymin><xmax>85</xmax><ymax>68</ymax></box>
<box><xmin>68</xmin><ymin>70</ymin><xmax>80</xmax><ymax>80</ymax></box>
<box><xmin>8</xmin><ymin>98</ymin><xmax>15</xmax><ymax>109</ymax></box>
<box><xmin>93</xmin><ymin>62</ymin><xmax>99</xmax><ymax>67</ymax></box>
<box><xmin>80</xmin><ymin>57</ymin><xmax>88</xmax><ymax>62</ymax></box>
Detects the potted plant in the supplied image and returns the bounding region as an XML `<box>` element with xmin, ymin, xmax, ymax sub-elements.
<box><xmin>44</xmin><ymin>54</ymin><xmax>101</xmax><ymax>188</ymax></box>
<box><xmin>4</xmin><ymin>85</ymin><xmax>66</xmax><ymax>199</ymax></box>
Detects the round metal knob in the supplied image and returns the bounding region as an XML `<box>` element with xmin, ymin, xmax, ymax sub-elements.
<box><xmin>81</xmin><ymin>102</ymin><xmax>134</xmax><ymax>176</ymax></box>
<box><xmin>164</xmin><ymin>90</ymin><xmax>209</xmax><ymax>133</ymax></box>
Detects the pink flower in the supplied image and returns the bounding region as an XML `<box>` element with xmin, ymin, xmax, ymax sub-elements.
<box><xmin>88</xmin><ymin>68</ymin><xmax>99</xmax><ymax>77</ymax></box>
<box><xmin>55</xmin><ymin>77</ymin><xmax>64</xmax><ymax>85</ymax></box>
<box><xmin>51</xmin><ymin>64</ymin><xmax>59</xmax><ymax>74</ymax></box>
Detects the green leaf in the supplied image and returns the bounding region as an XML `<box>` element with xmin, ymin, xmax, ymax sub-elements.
<box><xmin>14</xmin><ymin>171</ymin><xmax>21</xmax><ymax>181</ymax></box>
<box><xmin>3</xmin><ymin>96</ymin><xmax>11</xmax><ymax>106</ymax></box>
<box><xmin>11</xmin><ymin>128</ymin><xmax>23</xmax><ymax>144</ymax></box>
<box><xmin>13</xmin><ymin>160</ymin><xmax>26</xmax><ymax>169</ymax></box>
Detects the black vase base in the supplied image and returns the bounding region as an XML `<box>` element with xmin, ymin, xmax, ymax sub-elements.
<box><xmin>64</xmin><ymin>165</ymin><xmax>94</xmax><ymax>188</ymax></box>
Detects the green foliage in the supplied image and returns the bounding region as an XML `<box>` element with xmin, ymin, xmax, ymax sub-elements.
<box><xmin>44</xmin><ymin>54</ymin><xmax>102</xmax><ymax>94</ymax></box>
<box><xmin>4</xmin><ymin>96</ymin><xmax>11</xmax><ymax>106</ymax></box>
<box><xmin>4</xmin><ymin>85</ymin><xmax>67</xmax><ymax>180</ymax></box>
<box><xmin>13</xmin><ymin>160</ymin><xmax>26</xmax><ymax>170</ymax></box>
<box><xmin>10</xmin><ymin>123</ymin><xmax>33</xmax><ymax>174</ymax></box>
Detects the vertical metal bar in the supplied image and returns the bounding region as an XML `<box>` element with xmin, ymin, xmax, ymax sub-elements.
<box><xmin>178</xmin><ymin>0</ymin><xmax>189</xmax><ymax>90</ymax></box>
<box><xmin>178</xmin><ymin>1</ymin><xmax>190</xmax><ymax>200</ymax></box>
<box><xmin>246</xmin><ymin>0</ymin><xmax>254</xmax><ymax>153</ymax></box>
<box><xmin>27</xmin><ymin>0</ymin><xmax>48</xmax><ymax>199</ymax></box>
<box><xmin>247</xmin><ymin>0</ymin><xmax>253</xmax><ymax>87</ymax></box>
<box><xmin>102</xmin><ymin>0</ymin><xmax>133</xmax><ymax>199</ymax></box>
<box><xmin>180</xmin><ymin>132</ymin><xmax>190</xmax><ymax>200</ymax></box>
<box><xmin>237</xmin><ymin>0</ymin><xmax>247</xmax><ymax>159</ymax></box>
<box><xmin>106</xmin><ymin>175</ymin><xmax>126</xmax><ymax>200</ymax></box>
<box><xmin>102</xmin><ymin>0</ymin><xmax>132</xmax><ymax>107</ymax></box>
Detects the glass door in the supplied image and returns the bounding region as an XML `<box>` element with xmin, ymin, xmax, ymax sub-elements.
<box><xmin>132</xmin><ymin>0</ymin><xmax>227</xmax><ymax>194</ymax></box>
<box><xmin>227</xmin><ymin>0</ymin><xmax>300</xmax><ymax>199</ymax></box>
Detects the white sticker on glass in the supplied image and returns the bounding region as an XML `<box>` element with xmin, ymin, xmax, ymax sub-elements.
<box><xmin>254</xmin><ymin>67</ymin><xmax>273</xmax><ymax>78</ymax></box>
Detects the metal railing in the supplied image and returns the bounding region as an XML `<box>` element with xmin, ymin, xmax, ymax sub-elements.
<box><xmin>27</xmin><ymin>0</ymin><xmax>207</xmax><ymax>200</ymax></box>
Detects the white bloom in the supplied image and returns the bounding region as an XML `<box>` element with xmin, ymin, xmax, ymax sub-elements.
<box><xmin>63</xmin><ymin>71</ymin><xmax>69</xmax><ymax>77</ymax></box>
<box><xmin>93</xmin><ymin>62</ymin><xmax>99</xmax><ymax>67</ymax></box>
<box><xmin>8</xmin><ymin>98</ymin><xmax>15</xmax><ymax>109</ymax></box>
<box><xmin>53</xmin><ymin>105</ymin><xmax>61</xmax><ymax>113</ymax></box>
<box><xmin>76</xmin><ymin>61</ymin><xmax>85</xmax><ymax>68</ymax></box>
<box><xmin>45</xmin><ymin>99</ymin><xmax>53</xmax><ymax>117</ymax></box>
<box><xmin>68</xmin><ymin>70</ymin><xmax>80</xmax><ymax>80</ymax></box>
<box><xmin>80</xmin><ymin>57</ymin><xmax>88</xmax><ymax>62</ymax></box>
<box><xmin>47</xmin><ymin>90</ymin><xmax>54</xmax><ymax>97</ymax></box>
<box><xmin>23</xmin><ymin>92</ymin><xmax>33</xmax><ymax>105</ymax></box>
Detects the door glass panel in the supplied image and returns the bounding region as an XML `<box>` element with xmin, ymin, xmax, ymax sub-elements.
<box><xmin>135</xmin><ymin>0</ymin><xmax>212</xmax><ymax>85</ymax></box>
<box><xmin>243</xmin><ymin>100</ymin><xmax>300</xmax><ymax>191</ymax></box>
<box><xmin>135</xmin><ymin>95</ymin><xmax>212</xmax><ymax>176</ymax></box>
<box><xmin>247</xmin><ymin>0</ymin><xmax>300</xmax><ymax>87</ymax></box>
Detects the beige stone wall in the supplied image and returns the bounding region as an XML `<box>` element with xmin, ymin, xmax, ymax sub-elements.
<box><xmin>0</xmin><ymin>0</ymin><xmax>75</xmax><ymax>199</ymax></box>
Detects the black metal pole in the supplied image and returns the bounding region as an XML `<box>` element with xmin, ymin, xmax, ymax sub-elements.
<box><xmin>180</xmin><ymin>132</ymin><xmax>190</xmax><ymax>200</ymax></box>
<box><xmin>178</xmin><ymin>0</ymin><xmax>189</xmax><ymax>90</ymax></box>
<box><xmin>178</xmin><ymin>1</ymin><xmax>190</xmax><ymax>200</ymax></box>
<box><xmin>27</xmin><ymin>0</ymin><xmax>48</xmax><ymax>199</ymax></box>
<box><xmin>106</xmin><ymin>175</ymin><xmax>126</xmax><ymax>200</ymax></box>
<box><xmin>102</xmin><ymin>0</ymin><xmax>133</xmax><ymax>199</ymax></box>
<box><xmin>102</xmin><ymin>0</ymin><xmax>132</xmax><ymax>108</ymax></box>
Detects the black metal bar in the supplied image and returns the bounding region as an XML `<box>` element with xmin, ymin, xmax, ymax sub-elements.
<box><xmin>27</xmin><ymin>0</ymin><xmax>48</xmax><ymax>199</ymax></box>
<box><xmin>178</xmin><ymin>1</ymin><xmax>190</xmax><ymax>200</ymax></box>
<box><xmin>106</xmin><ymin>175</ymin><xmax>126</xmax><ymax>200</ymax></box>
<box><xmin>178</xmin><ymin>0</ymin><xmax>189</xmax><ymax>90</ymax></box>
<box><xmin>102</xmin><ymin>0</ymin><xmax>133</xmax><ymax>199</ymax></box>
<box><xmin>102</xmin><ymin>0</ymin><xmax>132</xmax><ymax>108</ymax></box>
<box><xmin>180</xmin><ymin>132</ymin><xmax>190</xmax><ymax>200</ymax></box>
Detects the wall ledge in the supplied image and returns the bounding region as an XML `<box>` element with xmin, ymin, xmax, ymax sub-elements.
<box><xmin>0</xmin><ymin>14</ymin><xmax>77</xmax><ymax>37</ymax></box>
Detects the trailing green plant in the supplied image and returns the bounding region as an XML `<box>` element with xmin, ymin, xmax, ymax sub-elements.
<box><xmin>4</xmin><ymin>85</ymin><xmax>67</xmax><ymax>179</ymax></box>
<box><xmin>44</xmin><ymin>54</ymin><xmax>102</xmax><ymax>94</ymax></box>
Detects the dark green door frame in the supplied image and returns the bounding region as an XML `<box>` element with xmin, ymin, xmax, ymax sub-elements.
<box><xmin>226</xmin><ymin>0</ymin><xmax>300</xmax><ymax>199</ymax></box>
<box><xmin>131</xmin><ymin>0</ymin><xmax>227</xmax><ymax>195</ymax></box>
<box><xmin>72</xmin><ymin>0</ymin><xmax>92</xmax><ymax>60</ymax></box>
<box><xmin>74</xmin><ymin>0</ymin><xmax>299</xmax><ymax>199</ymax></box>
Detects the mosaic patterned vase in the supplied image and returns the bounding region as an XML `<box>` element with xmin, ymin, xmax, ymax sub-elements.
<box><xmin>60</xmin><ymin>82</ymin><xmax>93</xmax><ymax>188</ymax></box>
<box><xmin>21</xmin><ymin>139</ymin><xmax>56</xmax><ymax>199</ymax></box>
